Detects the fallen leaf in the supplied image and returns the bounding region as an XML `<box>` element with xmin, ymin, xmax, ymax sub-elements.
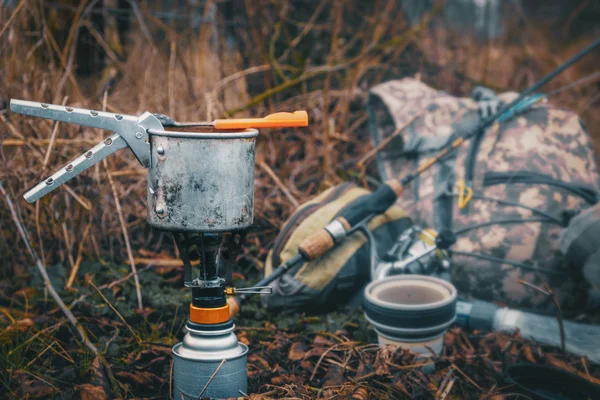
<box><xmin>77</xmin><ymin>383</ymin><xmax>108</xmax><ymax>400</ymax></box>
<box><xmin>248</xmin><ymin>354</ymin><xmax>271</xmax><ymax>370</ymax></box>
<box><xmin>321</xmin><ymin>364</ymin><xmax>344</xmax><ymax>387</ymax></box>
<box><xmin>238</xmin><ymin>331</ymin><xmax>251</xmax><ymax>345</ymax></box>
<box><xmin>88</xmin><ymin>356</ymin><xmax>110</xmax><ymax>395</ymax></box>
<box><xmin>304</xmin><ymin>347</ymin><xmax>329</xmax><ymax>358</ymax></box>
<box><xmin>5</xmin><ymin>318</ymin><xmax>34</xmax><ymax>333</ymax></box>
<box><xmin>115</xmin><ymin>370</ymin><xmax>165</xmax><ymax>389</ymax></box>
<box><xmin>288</xmin><ymin>341</ymin><xmax>307</xmax><ymax>360</ymax></box>
<box><xmin>13</xmin><ymin>370</ymin><xmax>56</xmax><ymax>399</ymax></box>
<box><xmin>135</xmin><ymin>307</ymin><xmax>156</xmax><ymax>319</ymax></box>
<box><xmin>355</xmin><ymin>360</ymin><xmax>373</xmax><ymax>380</ymax></box>
<box><xmin>313</xmin><ymin>335</ymin><xmax>334</xmax><ymax>347</ymax></box>
<box><xmin>351</xmin><ymin>387</ymin><xmax>369</xmax><ymax>400</ymax></box>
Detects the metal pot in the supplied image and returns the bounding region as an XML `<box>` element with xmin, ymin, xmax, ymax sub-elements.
<box><xmin>12</xmin><ymin>100</ymin><xmax>258</xmax><ymax>233</ymax></box>
<box><xmin>147</xmin><ymin>128</ymin><xmax>257</xmax><ymax>232</ymax></box>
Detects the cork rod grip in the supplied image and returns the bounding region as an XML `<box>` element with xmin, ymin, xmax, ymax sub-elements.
<box><xmin>298</xmin><ymin>229</ymin><xmax>335</xmax><ymax>261</ymax></box>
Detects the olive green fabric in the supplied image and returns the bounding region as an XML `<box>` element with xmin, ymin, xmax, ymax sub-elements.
<box><xmin>262</xmin><ymin>184</ymin><xmax>412</xmax><ymax>313</ymax></box>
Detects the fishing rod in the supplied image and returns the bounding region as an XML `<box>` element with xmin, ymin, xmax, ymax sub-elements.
<box><xmin>228</xmin><ymin>36</ymin><xmax>600</xmax><ymax>316</ymax></box>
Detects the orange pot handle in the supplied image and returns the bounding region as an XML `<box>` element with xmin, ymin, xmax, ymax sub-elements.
<box><xmin>213</xmin><ymin>111</ymin><xmax>308</xmax><ymax>130</ymax></box>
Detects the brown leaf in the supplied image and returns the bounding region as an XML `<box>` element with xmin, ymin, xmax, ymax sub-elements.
<box><xmin>355</xmin><ymin>359</ymin><xmax>373</xmax><ymax>380</ymax></box>
<box><xmin>248</xmin><ymin>354</ymin><xmax>271</xmax><ymax>370</ymax></box>
<box><xmin>5</xmin><ymin>318</ymin><xmax>34</xmax><ymax>333</ymax></box>
<box><xmin>134</xmin><ymin>307</ymin><xmax>156</xmax><ymax>319</ymax></box>
<box><xmin>321</xmin><ymin>364</ymin><xmax>344</xmax><ymax>387</ymax></box>
<box><xmin>77</xmin><ymin>384</ymin><xmax>108</xmax><ymax>400</ymax></box>
<box><xmin>115</xmin><ymin>370</ymin><xmax>165</xmax><ymax>389</ymax></box>
<box><xmin>391</xmin><ymin>379</ymin><xmax>412</xmax><ymax>398</ymax></box>
<box><xmin>304</xmin><ymin>346</ymin><xmax>332</xmax><ymax>358</ymax></box>
<box><xmin>313</xmin><ymin>335</ymin><xmax>334</xmax><ymax>347</ymax></box>
<box><xmin>88</xmin><ymin>356</ymin><xmax>110</xmax><ymax>395</ymax></box>
<box><xmin>13</xmin><ymin>370</ymin><xmax>56</xmax><ymax>399</ymax></box>
<box><xmin>270</xmin><ymin>374</ymin><xmax>290</xmax><ymax>385</ymax></box>
<box><xmin>288</xmin><ymin>341</ymin><xmax>307</xmax><ymax>361</ymax></box>
<box><xmin>238</xmin><ymin>331</ymin><xmax>250</xmax><ymax>346</ymax></box>
<box><xmin>125</xmin><ymin>347</ymin><xmax>170</xmax><ymax>373</ymax></box>
<box><xmin>351</xmin><ymin>387</ymin><xmax>369</xmax><ymax>400</ymax></box>
<box><xmin>300</xmin><ymin>360</ymin><xmax>313</xmax><ymax>371</ymax></box>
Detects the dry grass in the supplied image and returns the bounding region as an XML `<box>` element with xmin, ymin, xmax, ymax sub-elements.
<box><xmin>0</xmin><ymin>0</ymin><xmax>598</xmax><ymax>287</ymax></box>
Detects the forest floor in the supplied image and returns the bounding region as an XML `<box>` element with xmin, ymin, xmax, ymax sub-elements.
<box><xmin>2</xmin><ymin>259</ymin><xmax>600</xmax><ymax>399</ymax></box>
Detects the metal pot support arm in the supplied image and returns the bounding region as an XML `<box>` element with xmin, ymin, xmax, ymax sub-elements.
<box><xmin>10</xmin><ymin>99</ymin><xmax>164</xmax><ymax>203</ymax></box>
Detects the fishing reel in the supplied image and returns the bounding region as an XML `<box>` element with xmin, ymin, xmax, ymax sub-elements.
<box><xmin>372</xmin><ymin>226</ymin><xmax>455</xmax><ymax>281</ymax></box>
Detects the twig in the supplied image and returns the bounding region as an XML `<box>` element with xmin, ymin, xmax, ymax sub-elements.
<box><xmin>25</xmin><ymin>341</ymin><xmax>56</xmax><ymax>368</ymax></box>
<box><xmin>42</xmin><ymin>96</ymin><xmax>68</xmax><ymax>171</ymax></box>
<box><xmin>1</xmin><ymin>138</ymin><xmax>97</xmax><ymax>146</ymax></box>
<box><xmin>289</xmin><ymin>0</ymin><xmax>329</xmax><ymax>48</ymax></box>
<box><xmin>519</xmin><ymin>280</ymin><xmax>550</xmax><ymax>296</ymax></box>
<box><xmin>0</xmin><ymin>0</ymin><xmax>27</xmax><ymax>40</ymax></box>
<box><xmin>59</xmin><ymin>0</ymin><xmax>86</xmax><ymax>68</ymax></box>
<box><xmin>197</xmin><ymin>359</ymin><xmax>227</xmax><ymax>399</ymax></box>
<box><xmin>65</xmin><ymin>219</ymin><xmax>92</xmax><ymax>289</ymax></box>
<box><xmin>53</xmin><ymin>3</ymin><xmax>85</xmax><ymax>104</ymax></box>
<box><xmin>258</xmin><ymin>161</ymin><xmax>299</xmax><ymax>208</ymax></box>
<box><xmin>61</xmin><ymin>184</ymin><xmax>92</xmax><ymax>211</ymax></box>
<box><xmin>42</xmin><ymin>25</ymin><xmax>84</xmax><ymax>99</ymax></box>
<box><xmin>320</xmin><ymin>1</ymin><xmax>343</xmax><ymax>183</ymax></box>
<box><xmin>90</xmin><ymin>281</ymin><xmax>141</xmax><ymax>343</ymax></box>
<box><xmin>211</xmin><ymin>64</ymin><xmax>271</xmax><ymax>98</ymax></box>
<box><xmin>435</xmin><ymin>366</ymin><xmax>454</xmax><ymax>398</ymax></box>
<box><xmin>168</xmin><ymin>39</ymin><xmax>177</xmax><ymax>118</ymax></box>
<box><xmin>581</xmin><ymin>357</ymin><xmax>591</xmax><ymax>378</ymax></box>
<box><xmin>224</xmin><ymin>63</ymin><xmax>352</xmax><ymax>116</ymax></box>
<box><xmin>546</xmin><ymin>283</ymin><xmax>568</xmax><ymax>354</ymax></box>
<box><xmin>133</xmin><ymin>257</ymin><xmax>185</xmax><ymax>267</ymax></box>
<box><xmin>82</xmin><ymin>21</ymin><xmax>126</xmax><ymax>71</ymax></box>
<box><xmin>124</xmin><ymin>0</ymin><xmax>158</xmax><ymax>53</ymax></box>
<box><xmin>438</xmin><ymin>377</ymin><xmax>456</xmax><ymax>400</ymax></box>
<box><xmin>519</xmin><ymin>280</ymin><xmax>566</xmax><ymax>353</ymax></box>
<box><xmin>0</xmin><ymin>114</ymin><xmax>26</xmax><ymax>140</ymax></box>
<box><xmin>386</xmin><ymin>360</ymin><xmax>435</xmax><ymax>370</ymax></box>
<box><xmin>356</xmin><ymin>114</ymin><xmax>421</xmax><ymax>170</ymax></box>
<box><xmin>310</xmin><ymin>342</ymin><xmax>358</xmax><ymax>381</ymax></box>
<box><xmin>0</xmin><ymin>181</ymin><xmax>98</xmax><ymax>355</ymax></box>
<box><xmin>450</xmin><ymin>363</ymin><xmax>484</xmax><ymax>392</ymax></box>
<box><xmin>101</xmin><ymin>95</ymin><xmax>143</xmax><ymax>310</ymax></box>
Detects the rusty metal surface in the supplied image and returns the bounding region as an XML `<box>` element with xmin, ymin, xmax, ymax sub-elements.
<box><xmin>147</xmin><ymin>129</ymin><xmax>258</xmax><ymax>232</ymax></box>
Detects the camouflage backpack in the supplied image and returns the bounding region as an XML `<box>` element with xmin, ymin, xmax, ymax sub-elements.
<box><xmin>368</xmin><ymin>78</ymin><xmax>600</xmax><ymax>313</ymax></box>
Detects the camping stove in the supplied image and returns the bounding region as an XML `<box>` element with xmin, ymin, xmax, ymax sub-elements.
<box><xmin>11</xmin><ymin>99</ymin><xmax>307</xmax><ymax>399</ymax></box>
